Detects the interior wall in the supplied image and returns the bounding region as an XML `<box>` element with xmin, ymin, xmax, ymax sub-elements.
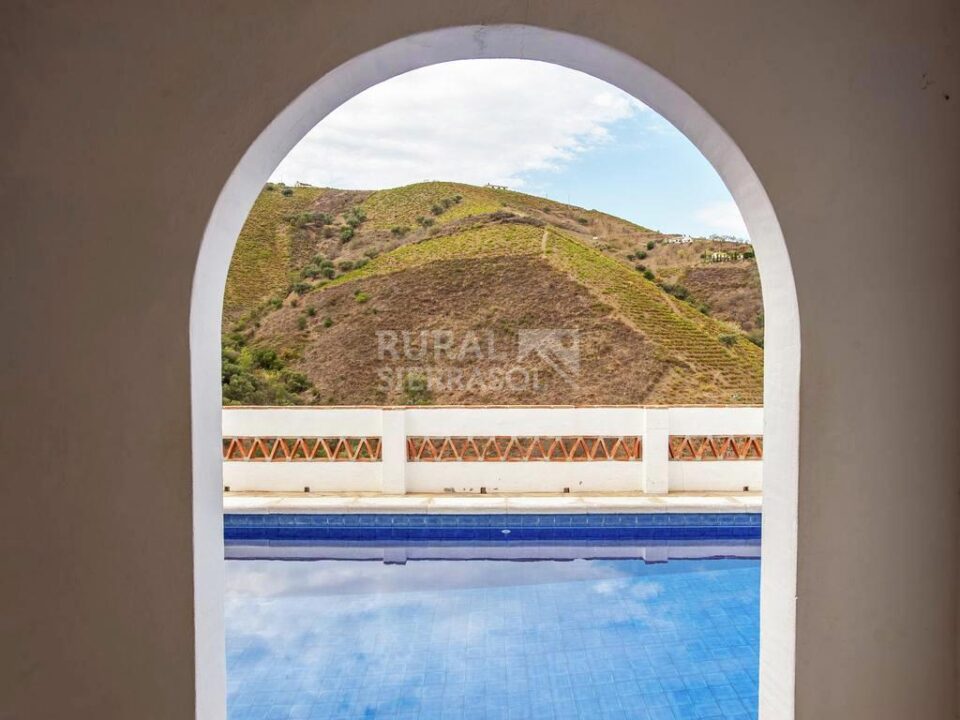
<box><xmin>0</xmin><ymin>2</ymin><xmax>957</xmax><ymax>720</ymax></box>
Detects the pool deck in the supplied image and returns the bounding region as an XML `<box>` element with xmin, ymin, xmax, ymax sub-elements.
<box><xmin>224</xmin><ymin>491</ymin><xmax>761</xmax><ymax>515</ymax></box>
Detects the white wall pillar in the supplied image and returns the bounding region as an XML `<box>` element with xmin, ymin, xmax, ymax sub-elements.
<box><xmin>380</xmin><ymin>408</ymin><xmax>407</xmax><ymax>494</ymax></box>
<box><xmin>642</xmin><ymin>408</ymin><xmax>669</xmax><ymax>494</ymax></box>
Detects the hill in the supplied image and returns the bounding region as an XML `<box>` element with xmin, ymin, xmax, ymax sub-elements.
<box><xmin>222</xmin><ymin>182</ymin><xmax>763</xmax><ymax>406</ymax></box>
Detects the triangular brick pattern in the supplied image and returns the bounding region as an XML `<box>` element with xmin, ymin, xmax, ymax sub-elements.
<box><xmin>668</xmin><ymin>435</ymin><xmax>763</xmax><ymax>461</ymax></box>
<box><xmin>406</xmin><ymin>436</ymin><xmax>643</xmax><ymax>462</ymax></box>
<box><xmin>222</xmin><ymin>437</ymin><xmax>382</xmax><ymax>462</ymax></box>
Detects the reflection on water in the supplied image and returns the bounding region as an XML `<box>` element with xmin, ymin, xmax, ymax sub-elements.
<box><xmin>226</xmin><ymin>541</ymin><xmax>759</xmax><ymax>719</ymax></box>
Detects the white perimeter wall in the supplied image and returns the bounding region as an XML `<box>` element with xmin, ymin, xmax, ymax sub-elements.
<box><xmin>667</xmin><ymin>407</ymin><xmax>764</xmax><ymax>493</ymax></box>
<box><xmin>222</xmin><ymin>406</ymin><xmax>763</xmax><ymax>494</ymax></box>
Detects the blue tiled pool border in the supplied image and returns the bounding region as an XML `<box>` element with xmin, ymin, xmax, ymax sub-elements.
<box><xmin>224</xmin><ymin>512</ymin><xmax>761</xmax><ymax>541</ymax></box>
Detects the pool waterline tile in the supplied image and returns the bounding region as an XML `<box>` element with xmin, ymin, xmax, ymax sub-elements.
<box><xmin>224</xmin><ymin>512</ymin><xmax>761</xmax><ymax>542</ymax></box>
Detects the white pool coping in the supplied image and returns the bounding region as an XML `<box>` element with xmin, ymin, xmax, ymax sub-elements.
<box><xmin>223</xmin><ymin>493</ymin><xmax>762</xmax><ymax>515</ymax></box>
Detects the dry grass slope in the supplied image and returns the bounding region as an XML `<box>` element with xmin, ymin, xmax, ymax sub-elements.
<box><xmin>222</xmin><ymin>181</ymin><xmax>764</xmax><ymax>405</ymax></box>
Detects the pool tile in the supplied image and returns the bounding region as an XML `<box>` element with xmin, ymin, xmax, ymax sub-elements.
<box><xmin>225</xmin><ymin>536</ymin><xmax>759</xmax><ymax>719</ymax></box>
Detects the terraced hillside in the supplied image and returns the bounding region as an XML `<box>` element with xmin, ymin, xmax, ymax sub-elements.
<box><xmin>222</xmin><ymin>182</ymin><xmax>763</xmax><ymax>406</ymax></box>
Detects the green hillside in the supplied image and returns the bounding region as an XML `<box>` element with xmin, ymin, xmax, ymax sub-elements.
<box><xmin>223</xmin><ymin>184</ymin><xmax>326</xmax><ymax>323</ymax></box>
<box><xmin>222</xmin><ymin>181</ymin><xmax>763</xmax><ymax>406</ymax></box>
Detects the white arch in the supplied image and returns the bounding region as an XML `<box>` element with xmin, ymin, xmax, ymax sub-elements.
<box><xmin>191</xmin><ymin>24</ymin><xmax>800</xmax><ymax>719</ymax></box>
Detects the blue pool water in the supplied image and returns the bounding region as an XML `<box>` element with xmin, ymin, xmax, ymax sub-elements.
<box><xmin>225</xmin><ymin>517</ymin><xmax>760</xmax><ymax>720</ymax></box>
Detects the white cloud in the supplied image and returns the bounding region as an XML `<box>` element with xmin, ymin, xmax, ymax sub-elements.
<box><xmin>694</xmin><ymin>200</ymin><xmax>750</xmax><ymax>239</ymax></box>
<box><xmin>270</xmin><ymin>59</ymin><xmax>644</xmax><ymax>189</ymax></box>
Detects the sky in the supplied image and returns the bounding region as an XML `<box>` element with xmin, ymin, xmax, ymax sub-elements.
<box><xmin>271</xmin><ymin>59</ymin><xmax>748</xmax><ymax>239</ymax></box>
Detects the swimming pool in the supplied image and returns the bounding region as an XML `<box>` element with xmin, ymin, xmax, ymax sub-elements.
<box><xmin>225</xmin><ymin>514</ymin><xmax>760</xmax><ymax>720</ymax></box>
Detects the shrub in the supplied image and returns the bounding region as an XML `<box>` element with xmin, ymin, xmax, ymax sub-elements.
<box><xmin>354</xmin><ymin>258</ymin><xmax>368</xmax><ymax>269</ymax></box>
<box><xmin>430</xmin><ymin>203</ymin><xmax>444</xmax><ymax>216</ymax></box>
<box><xmin>222</xmin><ymin>371</ymin><xmax>257</xmax><ymax>404</ymax></box>
<box><xmin>281</xmin><ymin>187</ymin><xmax>293</xmax><ymax>196</ymax></box>
<box><xmin>646</xmin><ymin>240</ymin><xmax>656</xmax><ymax>250</ymax></box>
<box><xmin>322</xmin><ymin>266</ymin><xmax>336</xmax><ymax>279</ymax></box>
<box><xmin>281</xmin><ymin>370</ymin><xmax>310</xmax><ymax>393</ymax></box>
<box><xmin>286</xmin><ymin>212</ymin><xmax>314</xmax><ymax>228</ymax></box>
<box><xmin>747</xmin><ymin>330</ymin><xmax>764</xmax><ymax>348</ymax></box>
<box><xmin>661</xmin><ymin>283</ymin><xmax>690</xmax><ymax>301</ymax></box>
<box><xmin>296</xmin><ymin>315</ymin><xmax>307</xmax><ymax>330</ymax></box>
<box><xmin>743</xmin><ymin>250</ymin><xmax>756</xmax><ymax>260</ymax></box>
<box><xmin>292</xmin><ymin>282</ymin><xmax>311</xmax><ymax>296</ymax></box>
<box><xmin>265</xmin><ymin>183</ymin><xmax>275</xmax><ymax>192</ymax></box>
<box><xmin>323</xmin><ymin>226</ymin><xmax>335</xmax><ymax>238</ymax></box>
<box><xmin>344</xmin><ymin>207</ymin><xmax>366</xmax><ymax>228</ymax></box>
<box><xmin>354</xmin><ymin>291</ymin><xmax>370</xmax><ymax>304</ymax></box>
<box><xmin>337</xmin><ymin>260</ymin><xmax>354</xmax><ymax>271</ymax></box>
<box><xmin>226</xmin><ymin>331</ymin><xmax>247</xmax><ymax>347</ymax></box>
<box><xmin>719</xmin><ymin>334</ymin><xmax>738</xmax><ymax>347</ymax></box>
<box><xmin>402</xmin><ymin>372</ymin><xmax>432</xmax><ymax>405</ymax></box>
<box><xmin>252</xmin><ymin>348</ymin><xmax>281</xmax><ymax>370</ymax></box>
<box><xmin>576</xmin><ymin>216</ymin><xmax>589</xmax><ymax>225</ymax></box>
<box><xmin>322</xmin><ymin>316</ymin><xmax>333</xmax><ymax>328</ymax></box>
<box><xmin>390</xmin><ymin>225</ymin><xmax>409</xmax><ymax>237</ymax></box>
<box><xmin>416</xmin><ymin>216</ymin><xmax>434</xmax><ymax>228</ymax></box>
<box><xmin>643</xmin><ymin>269</ymin><xmax>655</xmax><ymax>281</ymax></box>
<box><xmin>221</xmin><ymin>352</ymin><xmax>242</xmax><ymax>382</ymax></box>
<box><xmin>339</xmin><ymin>225</ymin><xmax>354</xmax><ymax>242</ymax></box>
<box><xmin>636</xmin><ymin>250</ymin><xmax>648</xmax><ymax>260</ymax></box>
<box><xmin>453</xmin><ymin>194</ymin><xmax>462</xmax><ymax>203</ymax></box>
<box><xmin>635</xmin><ymin>263</ymin><xmax>646</xmax><ymax>272</ymax></box>
<box><xmin>306</xmin><ymin>306</ymin><xmax>317</xmax><ymax>317</ymax></box>
<box><xmin>291</xmin><ymin>212</ymin><xmax>331</xmax><ymax>227</ymax></box>
<box><xmin>441</xmin><ymin>197</ymin><xmax>453</xmax><ymax>209</ymax></box>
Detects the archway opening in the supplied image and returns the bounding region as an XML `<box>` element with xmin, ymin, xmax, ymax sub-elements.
<box><xmin>192</xmin><ymin>25</ymin><xmax>799</xmax><ymax>720</ymax></box>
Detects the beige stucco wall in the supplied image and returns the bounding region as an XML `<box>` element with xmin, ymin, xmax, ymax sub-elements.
<box><xmin>0</xmin><ymin>2</ymin><xmax>957</xmax><ymax>719</ymax></box>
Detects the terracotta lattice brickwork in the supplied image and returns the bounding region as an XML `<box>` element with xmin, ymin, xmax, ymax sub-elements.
<box><xmin>668</xmin><ymin>435</ymin><xmax>763</xmax><ymax>461</ymax></box>
<box><xmin>221</xmin><ymin>434</ymin><xmax>763</xmax><ymax>462</ymax></box>
<box><xmin>406</xmin><ymin>436</ymin><xmax>642</xmax><ymax>462</ymax></box>
<box><xmin>222</xmin><ymin>437</ymin><xmax>382</xmax><ymax>461</ymax></box>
